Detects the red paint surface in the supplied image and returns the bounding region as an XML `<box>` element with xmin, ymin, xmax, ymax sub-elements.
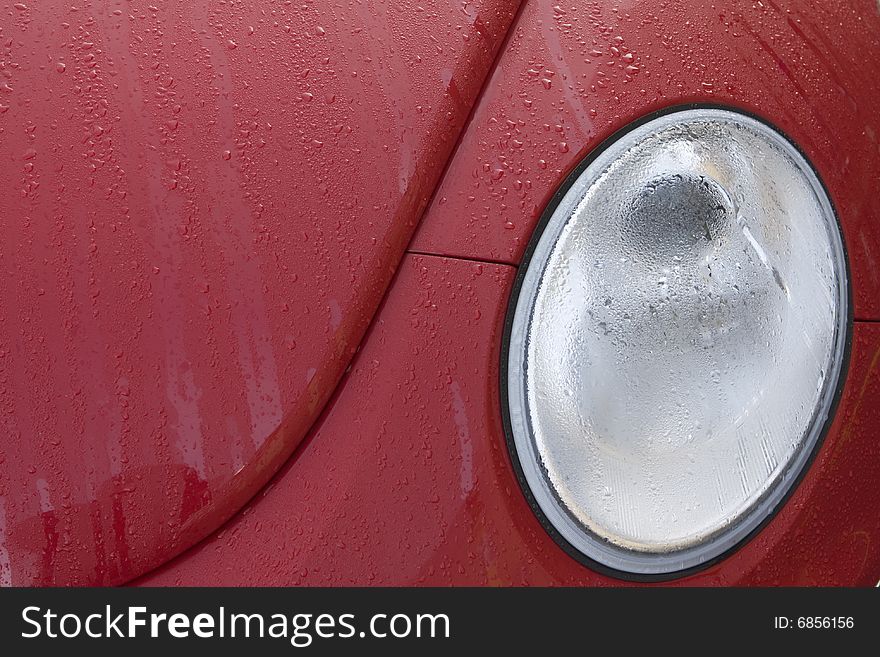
<box><xmin>411</xmin><ymin>0</ymin><xmax>880</xmax><ymax>319</ymax></box>
<box><xmin>3</xmin><ymin>0</ymin><xmax>878</xmax><ymax>587</ymax></box>
<box><xmin>142</xmin><ymin>255</ymin><xmax>880</xmax><ymax>586</ymax></box>
<box><xmin>0</xmin><ymin>0</ymin><xmax>521</xmax><ymax>586</ymax></box>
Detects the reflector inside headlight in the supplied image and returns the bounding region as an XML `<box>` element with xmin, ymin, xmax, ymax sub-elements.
<box><xmin>505</xmin><ymin>108</ymin><xmax>849</xmax><ymax>576</ymax></box>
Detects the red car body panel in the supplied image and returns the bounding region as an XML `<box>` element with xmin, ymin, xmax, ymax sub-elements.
<box><xmin>2</xmin><ymin>0</ymin><xmax>879</xmax><ymax>587</ymax></box>
<box><xmin>411</xmin><ymin>0</ymin><xmax>880</xmax><ymax>320</ymax></box>
<box><xmin>0</xmin><ymin>0</ymin><xmax>520</xmax><ymax>586</ymax></box>
<box><xmin>143</xmin><ymin>255</ymin><xmax>880</xmax><ymax>586</ymax></box>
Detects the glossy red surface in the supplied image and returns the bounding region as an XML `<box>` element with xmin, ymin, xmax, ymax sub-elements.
<box><xmin>410</xmin><ymin>0</ymin><xmax>880</xmax><ymax>320</ymax></box>
<box><xmin>0</xmin><ymin>0</ymin><xmax>520</xmax><ymax>585</ymax></box>
<box><xmin>3</xmin><ymin>0</ymin><xmax>879</xmax><ymax>588</ymax></box>
<box><xmin>142</xmin><ymin>255</ymin><xmax>880</xmax><ymax>586</ymax></box>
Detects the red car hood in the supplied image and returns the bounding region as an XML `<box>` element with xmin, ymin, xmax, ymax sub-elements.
<box><xmin>0</xmin><ymin>0</ymin><xmax>520</xmax><ymax>585</ymax></box>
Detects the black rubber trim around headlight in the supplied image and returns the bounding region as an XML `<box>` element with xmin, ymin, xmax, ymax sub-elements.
<box><xmin>498</xmin><ymin>102</ymin><xmax>854</xmax><ymax>583</ymax></box>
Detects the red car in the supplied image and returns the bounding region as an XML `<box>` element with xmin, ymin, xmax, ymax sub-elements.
<box><xmin>1</xmin><ymin>0</ymin><xmax>878</xmax><ymax>587</ymax></box>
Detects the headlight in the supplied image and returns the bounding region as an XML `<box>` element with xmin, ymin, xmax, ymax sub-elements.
<box><xmin>504</xmin><ymin>108</ymin><xmax>849</xmax><ymax>577</ymax></box>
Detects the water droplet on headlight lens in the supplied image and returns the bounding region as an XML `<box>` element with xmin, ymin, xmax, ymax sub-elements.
<box><xmin>505</xmin><ymin>108</ymin><xmax>848</xmax><ymax>576</ymax></box>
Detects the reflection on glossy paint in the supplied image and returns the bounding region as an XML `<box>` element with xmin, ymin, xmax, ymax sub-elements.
<box><xmin>450</xmin><ymin>381</ymin><xmax>475</xmax><ymax>497</ymax></box>
<box><xmin>0</xmin><ymin>499</ymin><xmax>11</xmax><ymax>587</ymax></box>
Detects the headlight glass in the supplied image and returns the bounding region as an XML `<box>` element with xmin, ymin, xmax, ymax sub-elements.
<box><xmin>505</xmin><ymin>108</ymin><xmax>848</xmax><ymax>576</ymax></box>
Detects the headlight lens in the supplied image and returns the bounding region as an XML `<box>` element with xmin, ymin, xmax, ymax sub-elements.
<box><xmin>505</xmin><ymin>108</ymin><xmax>848</xmax><ymax>576</ymax></box>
